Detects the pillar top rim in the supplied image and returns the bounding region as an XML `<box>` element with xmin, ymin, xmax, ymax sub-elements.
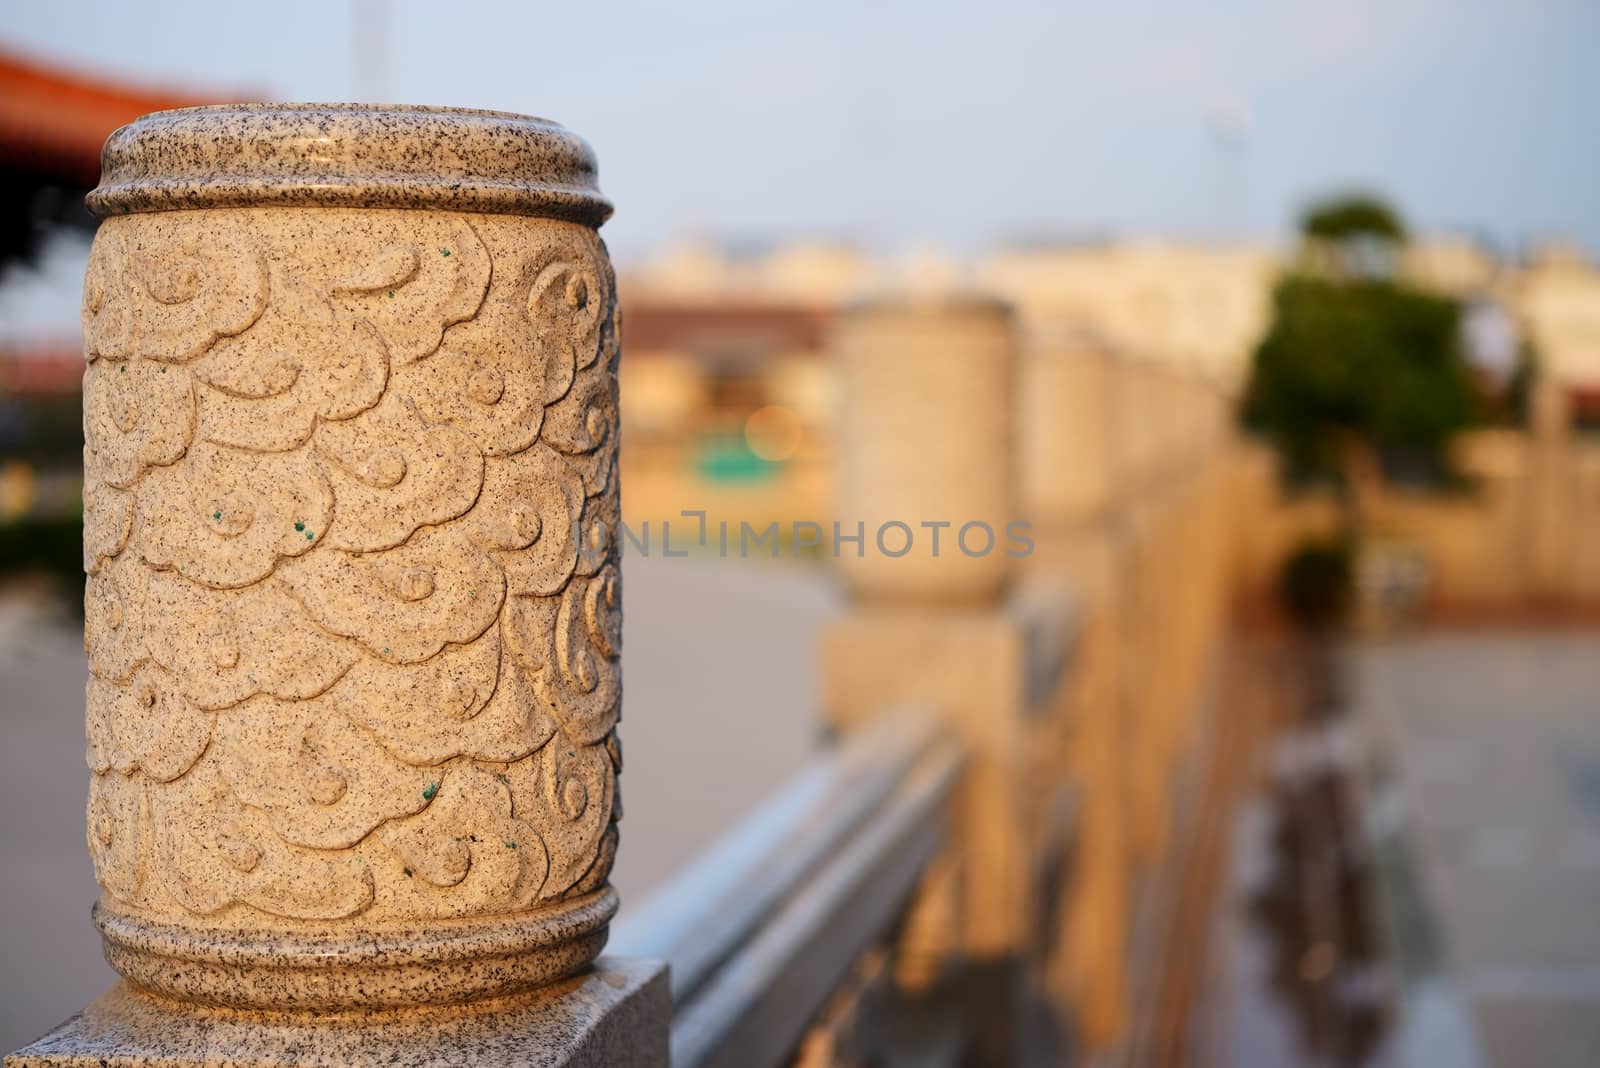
<box><xmin>88</xmin><ymin>103</ymin><xmax>612</xmax><ymax>226</ymax></box>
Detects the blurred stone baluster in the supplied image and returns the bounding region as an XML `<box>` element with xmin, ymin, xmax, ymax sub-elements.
<box><xmin>831</xmin><ymin>296</ymin><xmax>1017</xmax><ymax>604</ymax></box>
<box><xmin>821</xmin><ymin>294</ymin><xmax>1050</xmax><ymax>1063</ymax></box>
<box><xmin>1019</xmin><ymin>326</ymin><xmax>1116</xmax><ymax>538</ymax></box>
<box><xmin>1015</xmin><ymin>322</ymin><xmax>1134</xmax><ymax>1049</ymax></box>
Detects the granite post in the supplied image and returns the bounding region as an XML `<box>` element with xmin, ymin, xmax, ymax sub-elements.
<box><xmin>7</xmin><ymin>104</ymin><xmax>665</xmax><ymax>1068</ymax></box>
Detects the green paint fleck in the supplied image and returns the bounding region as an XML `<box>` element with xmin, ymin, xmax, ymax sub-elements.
<box><xmin>387</xmin><ymin>290</ymin><xmax>396</xmax><ymax>299</ymax></box>
<box><xmin>305</xmin><ymin>531</ymin><xmax>315</xmax><ymax>540</ymax></box>
<box><xmin>504</xmin><ymin>840</ymin><xmax>517</xmax><ymax>850</ymax></box>
<box><xmin>160</xmin><ymin>366</ymin><xmax>167</xmax><ymax>373</ymax></box>
<box><xmin>494</xmin><ymin>772</ymin><xmax>510</xmax><ymax>786</ymax></box>
<box><xmin>212</xmin><ymin>511</ymin><xmax>222</xmax><ymax>521</ymax></box>
<box><xmin>118</xmin><ymin>365</ymin><xmax>125</xmax><ymax>373</ymax></box>
<box><xmin>382</xmin><ymin>647</ymin><xmax>391</xmax><ymax>655</ymax></box>
<box><xmin>294</xmin><ymin>521</ymin><xmax>305</xmax><ymax>531</ymax></box>
<box><xmin>403</xmin><ymin>866</ymin><xmax>413</xmax><ymax>878</ymax></box>
<box><xmin>440</xmin><ymin>248</ymin><xmax>451</xmax><ymax>257</ymax></box>
<box><xmin>422</xmin><ymin>781</ymin><xmax>440</xmax><ymax>801</ymax></box>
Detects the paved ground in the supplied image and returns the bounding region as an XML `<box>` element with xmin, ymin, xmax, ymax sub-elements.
<box><xmin>1195</xmin><ymin>631</ymin><xmax>1600</xmax><ymax>1068</ymax></box>
<box><xmin>0</xmin><ymin>589</ymin><xmax>102</xmax><ymax>1053</ymax></box>
<box><xmin>1187</xmin><ymin>638</ymin><xmax>1402</xmax><ymax>1068</ymax></box>
<box><xmin>0</xmin><ymin>555</ymin><xmax>835</xmax><ymax>1052</ymax></box>
<box><xmin>1352</xmin><ymin>632</ymin><xmax>1600</xmax><ymax>1068</ymax></box>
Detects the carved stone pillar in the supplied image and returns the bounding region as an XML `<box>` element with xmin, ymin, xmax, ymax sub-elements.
<box><xmin>10</xmin><ymin>104</ymin><xmax>664</xmax><ymax>1068</ymax></box>
<box><xmin>832</xmin><ymin>297</ymin><xmax>1017</xmax><ymax>604</ymax></box>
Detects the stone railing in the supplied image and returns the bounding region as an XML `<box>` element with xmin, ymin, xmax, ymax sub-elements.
<box><xmin>7</xmin><ymin>105</ymin><xmax>1240</xmax><ymax>1068</ymax></box>
<box><xmin>618</xmin><ymin>299</ymin><xmax>1239</xmax><ymax>1067</ymax></box>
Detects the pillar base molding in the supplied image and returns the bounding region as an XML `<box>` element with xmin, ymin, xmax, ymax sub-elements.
<box><xmin>5</xmin><ymin>957</ymin><xmax>668</xmax><ymax>1068</ymax></box>
<box><xmin>94</xmin><ymin>889</ymin><xmax>618</xmax><ymax>1011</ymax></box>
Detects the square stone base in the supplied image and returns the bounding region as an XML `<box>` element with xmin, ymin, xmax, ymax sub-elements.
<box><xmin>5</xmin><ymin>958</ymin><xmax>668</xmax><ymax>1068</ymax></box>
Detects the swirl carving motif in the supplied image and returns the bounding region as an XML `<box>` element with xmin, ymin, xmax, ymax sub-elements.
<box><xmin>81</xmin><ymin>209</ymin><xmax>621</xmax><ymax>928</ymax></box>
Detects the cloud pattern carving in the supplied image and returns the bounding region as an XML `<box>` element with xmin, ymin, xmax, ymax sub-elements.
<box><xmin>82</xmin><ymin>210</ymin><xmax>621</xmax><ymax>925</ymax></box>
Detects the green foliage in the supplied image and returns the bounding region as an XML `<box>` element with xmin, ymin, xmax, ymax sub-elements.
<box><xmin>1243</xmin><ymin>276</ymin><xmax>1473</xmax><ymax>482</ymax></box>
<box><xmin>1299</xmin><ymin>193</ymin><xmax>1407</xmax><ymax>280</ymax></box>
<box><xmin>1300</xmin><ymin>195</ymin><xmax>1406</xmax><ymax>243</ymax></box>
<box><xmin>1243</xmin><ymin>195</ymin><xmax>1475</xmax><ymax>485</ymax></box>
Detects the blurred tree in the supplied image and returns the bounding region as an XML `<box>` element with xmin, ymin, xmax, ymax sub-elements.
<box><xmin>1242</xmin><ymin>194</ymin><xmax>1475</xmax><ymax>489</ymax></box>
<box><xmin>1278</xmin><ymin>539</ymin><xmax>1354</xmax><ymax>630</ymax></box>
<box><xmin>1301</xmin><ymin>194</ymin><xmax>1406</xmax><ymax>243</ymax></box>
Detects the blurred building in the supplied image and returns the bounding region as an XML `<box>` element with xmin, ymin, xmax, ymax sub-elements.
<box><xmin>976</xmin><ymin>239</ymin><xmax>1278</xmax><ymax>386</ymax></box>
<box><xmin>618</xmin><ymin>243</ymin><xmax>853</xmax><ymax>530</ymax></box>
<box><xmin>1513</xmin><ymin>241</ymin><xmax>1600</xmax><ymax>391</ymax></box>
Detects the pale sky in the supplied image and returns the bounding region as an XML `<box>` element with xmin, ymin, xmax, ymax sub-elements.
<box><xmin>2</xmin><ymin>0</ymin><xmax>1596</xmax><ymax>263</ymax></box>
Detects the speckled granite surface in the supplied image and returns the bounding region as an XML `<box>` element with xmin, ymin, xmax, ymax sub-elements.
<box><xmin>88</xmin><ymin>104</ymin><xmax>612</xmax><ymax>224</ymax></box>
<box><xmin>77</xmin><ymin>104</ymin><xmax>623</xmax><ymax>1011</ymax></box>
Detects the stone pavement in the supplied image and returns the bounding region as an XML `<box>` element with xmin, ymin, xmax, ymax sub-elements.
<box><xmin>1353</xmin><ymin>632</ymin><xmax>1600</xmax><ymax>1068</ymax></box>
<box><xmin>0</xmin><ymin>589</ymin><xmax>103</xmax><ymax>1055</ymax></box>
<box><xmin>0</xmin><ymin>554</ymin><xmax>836</xmax><ymax>1053</ymax></box>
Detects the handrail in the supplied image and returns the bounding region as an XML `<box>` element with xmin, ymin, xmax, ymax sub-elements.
<box><xmin>610</xmin><ymin>705</ymin><xmax>967</xmax><ymax>1068</ymax></box>
<box><xmin>611</xmin><ymin>705</ymin><xmax>946</xmax><ymax>1002</ymax></box>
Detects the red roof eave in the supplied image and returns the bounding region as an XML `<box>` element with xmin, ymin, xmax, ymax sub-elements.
<box><xmin>0</xmin><ymin>48</ymin><xmax>244</xmax><ymax>186</ymax></box>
